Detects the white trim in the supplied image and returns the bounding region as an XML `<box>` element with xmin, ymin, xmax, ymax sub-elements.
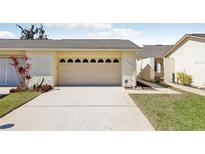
<box><xmin>0</xmin><ymin>55</ymin><xmax>24</xmax><ymax>58</ymax></box>
<box><xmin>5</xmin><ymin>58</ymin><xmax>8</xmax><ymax>85</ymax></box>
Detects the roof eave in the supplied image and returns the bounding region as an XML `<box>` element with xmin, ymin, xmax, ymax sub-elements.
<box><xmin>0</xmin><ymin>48</ymin><xmax>140</xmax><ymax>51</ymax></box>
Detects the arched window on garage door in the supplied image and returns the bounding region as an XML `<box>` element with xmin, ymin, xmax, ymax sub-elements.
<box><xmin>67</xmin><ymin>59</ymin><xmax>73</xmax><ymax>63</ymax></box>
<box><xmin>83</xmin><ymin>59</ymin><xmax>89</xmax><ymax>63</ymax></box>
<box><xmin>90</xmin><ymin>59</ymin><xmax>96</xmax><ymax>63</ymax></box>
<box><xmin>113</xmin><ymin>59</ymin><xmax>119</xmax><ymax>63</ymax></box>
<box><xmin>98</xmin><ymin>59</ymin><xmax>104</xmax><ymax>63</ymax></box>
<box><xmin>105</xmin><ymin>59</ymin><xmax>111</xmax><ymax>63</ymax></box>
<box><xmin>75</xmin><ymin>59</ymin><xmax>81</xmax><ymax>63</ymax></box>
<box><xmin>60</xmin><ymin>59</ymin><xmax>66</xmax><ymax>63</ymax></box>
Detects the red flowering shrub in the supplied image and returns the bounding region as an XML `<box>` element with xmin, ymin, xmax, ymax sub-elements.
<box><xmin>40</xmin><ymin>84</ymin><xmax>53</xmax><ymax>92</ymax></box>
<box><xmin>10</xmin><ymin>56</ymin><xmax>52</xmax><ymax>93</ymax></box>
<box><xmin>10</xmin><ymin>56</ymin><xmax>32</xmax><ymax>89</ymax></box>
<box><xmin>9</xmin><ymin>87</ymin><xmax>27</xmax><ymax>93</ymax></box>
<box><xmin>33</xmin><ymin>84</ymin><xmax>53</xmax><ymax>93</ymax></box>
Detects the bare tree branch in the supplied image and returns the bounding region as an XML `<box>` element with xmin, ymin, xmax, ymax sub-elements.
<box><xmin>16</xmin><ymin>24</ymin><xmax>48</xmax><ymax>40</ymax></box>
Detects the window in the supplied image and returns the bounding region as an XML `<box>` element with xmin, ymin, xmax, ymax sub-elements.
<box><xmin>154</xmin><ymin>61</ymin><xmax>157</xmax><ymax>72</ymax></box>
<box><xmin>105</xmin><ymin>59</ymin><xmax>111</xmax><ymax>63</ymax></box>
<box><xmin>98</xmin><ymin>59</ymin><xmax>104</xmax><ymax>63</ymax></box>
<box><xmin>60</xmin><ymin>59</ymin><xmax>65</xmax><ymax>63</ymax></box>
<box><xmin>75</xmin><ymin>59</ymin><xmax>81</xmax><ymax>63</ymax></box>
<box><xmin>67</xmin><ymin>59</ymin><xmax>73</xmax><ymax>63</ymax></box>
<box><xmin>113</xmin><ymin>59</ymin><xmax>119</xmax><ymax>63</ymax></box>
<box><xmin>156</xmin><ymin>63</ymin><xmax>161</xmax><ymax>73</ymax></box>
<box><xmin>83</xmin><ymin>59</ymin><xmax>89</xmax><ymax>63</ymax></box>
<box><xmin>90</xmin><ymin>59</ymin><xmax>96</xmax><ymax>63</ymax></box>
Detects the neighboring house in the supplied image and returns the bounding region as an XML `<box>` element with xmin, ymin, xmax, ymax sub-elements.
<box><xmin>136</xmin><ymin>45</ymin><xmax>172</xmax><ymax>82</ymax></box>
<box><xmin>164</xmin><ymin>34</ymin><xmax>205</xmax><ymax>88</ymax></box>
<box><xmin>0</xmin><ymin>39</ymin><xmax>140</xmax><ymax>87</ymax></box>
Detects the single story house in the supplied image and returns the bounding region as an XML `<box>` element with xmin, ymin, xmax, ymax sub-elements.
<box><xmin>164</xmin><ymin>34</ymin><xmax>205</xmax><ymax>88</ymax></box>
<box><xmin>136</xmin><ymin>45</ymin><xmax>172</xmax><ymax>82</ymax></box>
<box><xmin>0</xmin><ymin>39</ymin><xmax>140</xmax><ymax>87</ymax></box>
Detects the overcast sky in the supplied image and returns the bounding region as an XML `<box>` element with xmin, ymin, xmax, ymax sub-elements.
<box><xmin>1</xmin><ymin>23</ymin><xmax>205</xmax><ymax>46</ymax></box>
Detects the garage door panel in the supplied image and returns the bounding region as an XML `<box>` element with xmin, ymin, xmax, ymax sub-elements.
<box><xmin>0</xmin><ymin>58</ymin><xmax>6</xmax><ymax>84</ymax></box>
<box><xmin>6</xmin><ymin>59</ymin><xmax>20</xmax><ymax>85</ymax></box>
<box><xmin>0</xmin><ymin>58</ymin><xmax>22</xmax><ymax>85</ymax></box>
<box><xmin>57</xmin><ymin>60</ymin><xmax>121</xmax><ymax>86</ymax></box>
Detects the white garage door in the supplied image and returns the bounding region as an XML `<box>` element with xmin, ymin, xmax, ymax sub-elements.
<box><xmin>57</xmin><ymin>58</ymin><xmax>121</xmax><ymax>86</ymax></box>
<box><xmin>0</xmin><ymin>58</ymin><xmax>21</xmax><ymax>85</ymax></box>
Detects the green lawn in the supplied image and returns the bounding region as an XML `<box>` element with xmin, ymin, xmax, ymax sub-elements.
<box><xmin>0</xmin><ymin>91</ymin><xmax>40</xmax><ymax>118</ymax></box>
<box><xmin>129</xmin><ymin>88</ymin><xmax>205</xmax><ymax>131</ymax></box>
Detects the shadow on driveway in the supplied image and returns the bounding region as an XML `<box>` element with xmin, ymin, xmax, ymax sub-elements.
<box><xmin>0</xmin><ymin>123</ymin><xmax>15</xmax><ymax>129</ymax></box>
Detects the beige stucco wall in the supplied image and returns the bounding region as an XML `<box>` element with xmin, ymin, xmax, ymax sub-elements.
<box><xmin>56</xmin><ymin>50</ymin><xmax>121</xmax><ymax>58</ymax></box>
<box><xmin>1</xmin><ymin>49</ymin><xmax>137</xmax><ymax>87</ymax></box>
<box><xmin>58</xmin><ymin>50</ymin><xmax>137</xmax><ymax>87</ymax></box>
<box><xmin>136</xmin><ymin>57</ymin><xmax>155</xmax><ymax>81</ymax></box>
<box><xmin>57</xmin><ymin>50</ymin><xmax>136</xmax><ymax>87</ymax></box>
<box><xmin>165</xmin><ymin>39</ymin><xmax>205</xmax><ymax>87</ymax></box>
<box><xmin>0</xmin><ymin>51</ymin><xmax>25</xmax><ymax>57</ymax></box>
<box><xmin>121</xmin><ymin>51</ymin><xmax>136</xmax><ymax>87</ymax></box>
<box><xmin>25</xmin><ymin>51</ymin><xmax>57</xmax><ymax>87</ymax></box>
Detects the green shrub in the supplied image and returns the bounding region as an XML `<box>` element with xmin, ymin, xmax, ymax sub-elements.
<box><xmin>155</xmin><ymin>76</ymin><xmax>161</xmax><ymax>83</ymax></box>
<box><xmin>176</xmin><ymin>72</ymin><xmax>193</xmax><ymax>86</ymax></box>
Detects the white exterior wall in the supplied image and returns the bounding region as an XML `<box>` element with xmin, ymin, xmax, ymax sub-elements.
<box><xmin>121</xmin><ymin>51</ymin><xmax>136</xmax><ymax>87</ymax></box>
<box><xmin>164</xmin><ymin>57</ymin><xmax>175</xmax><ymax>82</ymax></box>
<box><xmin>165</xmin><ymin>39</ymin><xmax>205</xmax><ymax>87</ymax></box>
<box><xmin>136</xmin><ymin>57</ymin><xmax>155</xmax><ymax>81</ymax></box>
<box><xmin>26</xmin><ymin>51</ymin><xmax>57</xmax><ymax>87</ymax></box>
<box><xmin>136</xmin><ymin>59</ymin><xmax>142</xmax><ymax>78</ymax></box>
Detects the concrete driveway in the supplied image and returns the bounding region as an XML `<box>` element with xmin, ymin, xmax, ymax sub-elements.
<box><xmin>0</xmin><ymin>87</ymin><xmax>154</xmax><ymax>131</ymax></box>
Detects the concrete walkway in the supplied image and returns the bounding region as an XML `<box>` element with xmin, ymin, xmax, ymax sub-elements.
<box><xmin>126</xmin><ymin>79</ymin><xmax>180</xmax><ymax>94</ymax></box>
<box><xmin>165</xmin><ymin>82</ymin><xmax>205</xmax><ymax>96</ymax></box>
<box><xmin>0</xmin><ymin>87</ymin><xmax>154</xmax><ymax>131</ymax></box>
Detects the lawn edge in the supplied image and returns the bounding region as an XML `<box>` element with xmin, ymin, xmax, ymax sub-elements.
<box><xmin>129</xmin><ymin>94</ymin><xmax>158</xmax><ymax>130</ymax></box>
<box><xmin>0</xmin><ymin>92</ymin><xmax>41</xmax><ymax>118</ymax></box>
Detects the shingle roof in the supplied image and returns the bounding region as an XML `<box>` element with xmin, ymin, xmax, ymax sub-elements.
<box><xmin>137</xmin><ymin>45</ymin><xmax>173</xmax><ymax>58</ymax></box>
<box><xmin>0</xmin><ymin>39</ymin><xmax>140</xmax><ymax>49</ymax></box>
